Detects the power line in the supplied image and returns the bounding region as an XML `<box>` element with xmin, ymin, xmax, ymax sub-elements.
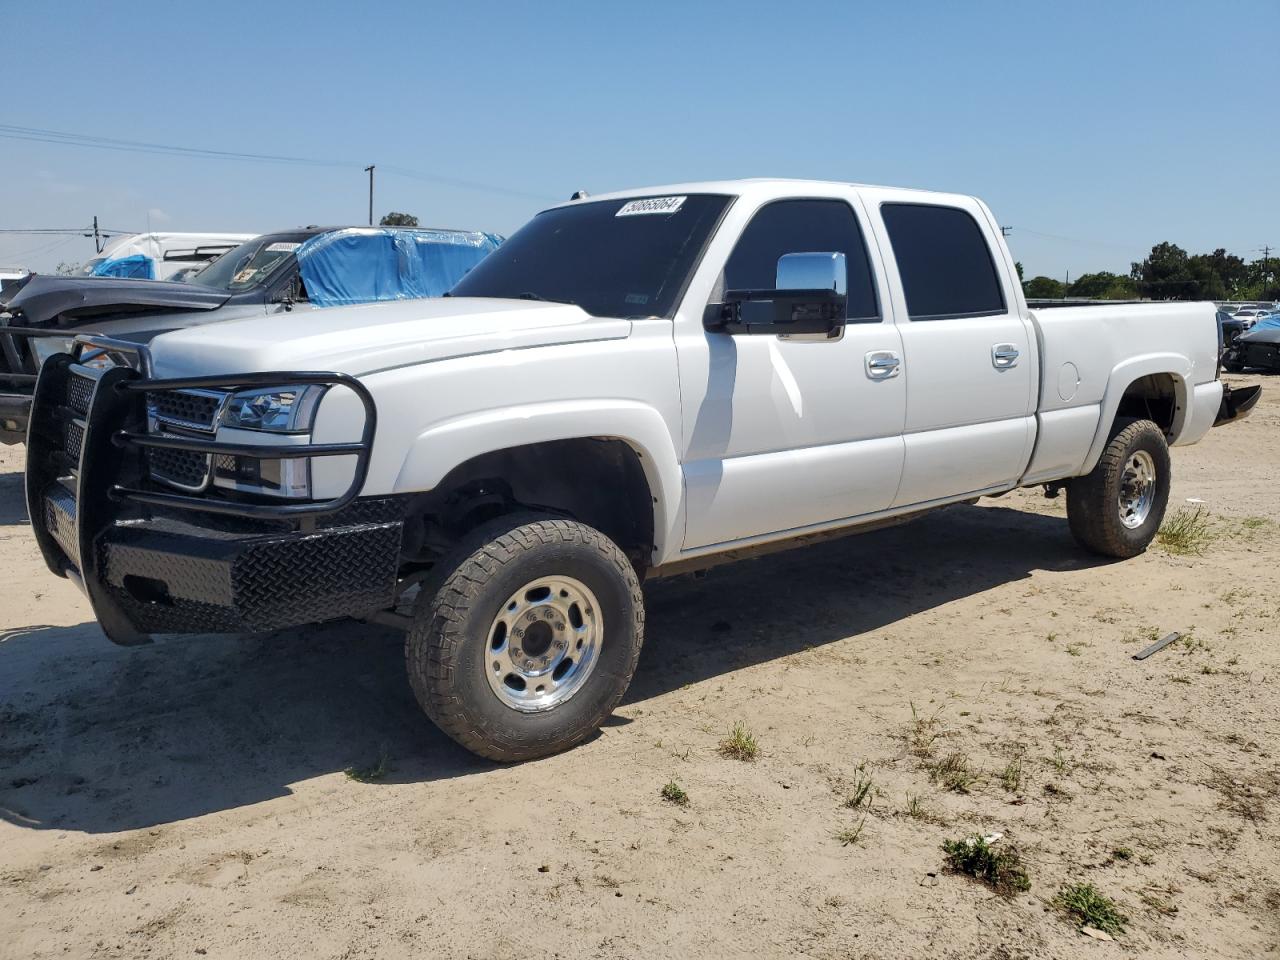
<box><xmin>0</xmin><ymin>123</ymin><xmax>350</xmax><ymax>168</ymax></box>
<box><xmin>0</xmin><ymin>227</ymin><xmax>134</xmax><ymax>236</ymax></box>
<box><xmin>0</xmin><ymin>122</ymin><xmax>559</xmax><ymax>203</ymax></box>
<box><xmin>378</xmin><ymin>164</ymin><xmax>555</xmax><ymax>202</ymax></box>
<box><xmin>1010</xmin><ymin>226</ymin><xmax>1137</xmax><ymax>251</ymax></box>
<box><xmin>2</xmin><ymin>234</ymin><xmax>78</xmax><ymax>262</ymax></box>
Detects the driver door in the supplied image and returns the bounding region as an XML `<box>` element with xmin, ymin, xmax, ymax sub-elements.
<box><xmin>675</xmin><ymin>195</ymin><xmax>907</xmax><ymax>550</ymax></box>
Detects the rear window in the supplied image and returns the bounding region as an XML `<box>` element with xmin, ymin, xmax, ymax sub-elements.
<box><xmin>881</xmin><ymin>203</ymin><xmax>1006</xmax><ymax>321</ymax></box>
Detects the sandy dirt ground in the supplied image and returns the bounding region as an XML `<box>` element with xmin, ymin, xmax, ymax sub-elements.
<box><xmin>1</xmin><ymin>374</ymin><xmax>1277</xmax><ymax>960</ymax></box>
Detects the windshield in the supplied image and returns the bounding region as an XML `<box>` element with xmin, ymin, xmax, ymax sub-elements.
<box><xmin>187</xmin><ymin>236</ymin><xmax>302</xmax><ymax>292</ymax></box>
<box><xmin>450</xmin><ymin>194</ymin><xmax>732</xmax><ymax>319</ymax></box>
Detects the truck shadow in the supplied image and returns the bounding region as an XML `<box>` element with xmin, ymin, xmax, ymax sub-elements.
<box><xmin>0</xmin><ymin>502</ymin><xmax>1103</xmax><ymax>834</ymax></box>
<box><xmin>0</xmin><ymin>466</ymin><xmax>27</xmax><ymax>526</ymax></box>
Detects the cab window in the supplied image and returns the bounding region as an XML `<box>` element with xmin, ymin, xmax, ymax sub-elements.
<box><xmin>880</xmin><ymin>203</ymin><xmax>1006</xmax><ymax>320</ymax></box>
<box><xmin>722</xmin><ymin>199</ymin><xmax>880</xmax><ymax>322</ymax></box>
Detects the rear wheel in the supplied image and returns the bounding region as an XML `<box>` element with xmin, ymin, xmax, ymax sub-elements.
<box><xmin>405</xmin><ymin>514</ymin><xmax>644</xmax><ymax>762</ymax></box>
<box><xmin>1066</xmin><ymin>418</ymin><xmax>1171</xmax><ymax>559</ymax></box>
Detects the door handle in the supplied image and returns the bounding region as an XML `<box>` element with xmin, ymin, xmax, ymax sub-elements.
<box><xmin>865</xmin><ymin>350</ymin><xmax>901</xmax><ymax>378</ymax></box>
<box><xmin>992</xmin><ymin>343</ymin><xmax>1020</xmax><ymax>368</ymax></box>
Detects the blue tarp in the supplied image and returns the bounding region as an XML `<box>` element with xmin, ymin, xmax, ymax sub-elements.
<box><xmin>91</xmin><ymin>254</ymin><xmax>155</xmax><ymax>280</ymax></box>
<box><xmin>1250</xmin><ymin>314</ymin><xmax>1280</xmax><ymax>333</ymax></box>
<box><xmin>296</xmin><ymin>227</ymin><xmax>502</xmax><ymax>308</ymax></box>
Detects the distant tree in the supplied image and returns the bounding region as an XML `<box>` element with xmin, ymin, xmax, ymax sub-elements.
<box><xmin>1029</xmin><ymin>243</ymin><xmax>1271</xmax><ymax>304</ymax></box>
<box><xmin>1131</xmin><ymin>242</ymin><xmax>1194</xmax><ymax>299</ymax></box>
<box><xmin>1015</xmin><ymin>261</ymin><xmax>1024</xmax><ymax>282</ymax></box>
<box><xmin>1099</xmin><ymin>277</ymin><xmax>1139</xmax><ymax>300</ymax></box>
<box><xmin>1132</xmin><ymin>243</ymin><xmax>1256</xmax><ymax>300</ymax></box>
<box><xmin>1023</xmin><ymin>275</ymin><xmax>1066</xmax><ymax>299</ymax></box>
<box><xmin>1243</xmin><ymin>255</ymin><xmax>1280</xmax><ymax>300</ymax></box>
<box><xmin>54</xmin><ymin>261</ymin><xmax>82</xmax><ymax>276</ymax></box>
<box><xmin>379</xmin><ymin>212</ymin><xmax>419</xmax><ymax>227</ymax></box>
<box><xmin>1067</xmin><ymin>271</ymin><xmax>1132</xmax><ymax>299</ymax></box>
<box><xmin>1189</xmin><ymin>248</ymin><xmax>1247</xmax><ymax>300</ymax></box>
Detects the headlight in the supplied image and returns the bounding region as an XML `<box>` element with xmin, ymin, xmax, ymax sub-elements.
<box><xmin>220</xmin><ymin>386</ymin><xmax>325</xmax><ymax>433</ymax></box>
<box><xmin>30</xmin><ymin>336</ymin><xmax>75</xmax><ymax>366</ymax></box>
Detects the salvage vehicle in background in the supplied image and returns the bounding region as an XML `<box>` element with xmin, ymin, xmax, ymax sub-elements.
<box><xmin>1218</xmin><ymin>309</ymin><xmax>1249</xmax><ymax>362</ymax></box>
<box><xmin>0</xmin><ymin>225</ymin><xmax>502</xmax><ymax>443</ymax></box>
<box><xmin>0</xmin><ymin>265</ymin><xmax>28</xmax><ymax>297</ymax></box>
<box><xmin>79</xmin><ymin>232</ymin><xmax>255</xmax><ymax>280</ymax></box>
<box><xmin>1224</xmin><ymin>313</ymin><xmax>1280</xmax><ymax>372</ymax></box>
<box><xmin>24</xmin><ymin>179</ymin><xmax>1259</xmax><ymax>762</ymax></box>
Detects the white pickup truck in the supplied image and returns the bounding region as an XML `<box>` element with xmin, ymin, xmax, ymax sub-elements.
<box><xmin>26</xmin><ymin>179</ymin><xmax>1258</xmax><ymax>761</ymax></box>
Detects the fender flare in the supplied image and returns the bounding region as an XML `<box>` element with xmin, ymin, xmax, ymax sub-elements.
<box><xmin>1078</xmin><ymin>353</ymin><xmax>1190</xmax><ymax>475</ymax></box>
<box><xmin>393</xmin><ymin>399</ymin><xmax>684</xmax><ymax>563</ymax></box>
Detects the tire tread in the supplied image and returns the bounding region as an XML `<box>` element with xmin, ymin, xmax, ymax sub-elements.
<box><xmin>1066</xmin><ymin>418</ymin><xmax>1169</xmax><ymax>559</ymax></box>
<box><xmin>406</xmin><ymin>514</ymin><xmax>644</xmax><ymax>762</ymax></box>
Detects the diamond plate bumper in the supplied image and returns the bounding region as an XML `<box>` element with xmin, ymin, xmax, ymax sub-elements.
<box><xmin>97</xmin><ymin>509</ymin><xmax>403</xmax><ymax>635</ymax></box>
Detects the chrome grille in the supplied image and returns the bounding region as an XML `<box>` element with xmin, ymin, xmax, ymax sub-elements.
<box><xmin>148</xmin><ymin>390</ymin><xmax>225</xmax><ymax>431</ymax></box>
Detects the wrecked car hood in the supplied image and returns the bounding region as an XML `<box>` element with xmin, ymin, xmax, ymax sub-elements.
<box><xmin>1</xmin><ymin>274</ymin><xmax>231</xmax><ymax>328</ymax></box>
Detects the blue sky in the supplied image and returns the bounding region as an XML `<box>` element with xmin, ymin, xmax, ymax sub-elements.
<box><xmin>2</xmin><ymin>0</ymin><xmax>1276</xmax><ymax>279</ymax></box>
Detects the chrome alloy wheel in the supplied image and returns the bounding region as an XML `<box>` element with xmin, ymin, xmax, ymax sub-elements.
<box><xmin>1118</xmin><ymin>450</ymin><xmax>1157</xmax><ymax>529</ymax></box>
<box><xmin>484</xmin><ymin>575</ymin><xmax>602</xmax><ymax>712</ymax></box>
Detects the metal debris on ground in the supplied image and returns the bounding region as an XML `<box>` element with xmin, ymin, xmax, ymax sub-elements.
<box><xmin>1132</xmin><ymin>632</ymin><xmax>1181</xmax><ymax>661</ymax></box>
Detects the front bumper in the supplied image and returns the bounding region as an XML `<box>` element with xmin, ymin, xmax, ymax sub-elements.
<box><xmin>27</xmin><ymin>348</ymin><xmax>394</xmax><ymax>643</ymax></box>
<box><xmin>44</xmin><ymin>495</ymin><xmax>405</xmax><ymax>636</ymax></box>
<box><xmin>1234</xmin><ymin>339</ymin><xmax>1280</xmax><ymax>372</ymax></box>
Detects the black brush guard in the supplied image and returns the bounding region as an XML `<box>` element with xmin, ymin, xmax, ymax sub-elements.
<box><xmin>26</xmin><ymin>344</ymin><xmax>404</xmax><ymax>645</ymax></box>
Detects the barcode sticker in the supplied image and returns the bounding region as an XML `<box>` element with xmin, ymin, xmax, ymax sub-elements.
<box><xmin>616</xmin><ymin>196</ymin><xmax>687</xmax><ymax>217</ymax></box>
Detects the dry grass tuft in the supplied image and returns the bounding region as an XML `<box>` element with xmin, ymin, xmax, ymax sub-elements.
<box><xmin>1157</xmin><ymin>508</ymin><xmax>1214</xmax><ymax>555</ymax></box>
<box><xmin>718</xmin><ymin>722</ymin><xmax>759</xmax><ymax>762</ymax></box>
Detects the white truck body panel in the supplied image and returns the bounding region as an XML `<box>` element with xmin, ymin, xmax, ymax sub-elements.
<box><xmin>139</xmin><ymin>179</ymin><xmax>1223</xmax><ymax>568</ymax></box>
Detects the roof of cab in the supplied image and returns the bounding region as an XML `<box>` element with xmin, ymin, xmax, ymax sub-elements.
<box><xmin>549</xmin><ymin>178</ymin><xmax>973</xmax><ymax>211</ymax></box>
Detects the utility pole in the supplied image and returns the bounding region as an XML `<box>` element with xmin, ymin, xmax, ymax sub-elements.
<box><xmin>1000</xmin><ymin>226</ymin><xmax>1012</xmax><ymax>237</ymax></box>
<box><xmin>364</xmin><ymin>165</ymin><xmax>375</xmax><ymax>226</ymax></box>
<box><xmin>93</xmin><ymin>215</ymin><xmax>102</xmax><ymax>253</ymax></box>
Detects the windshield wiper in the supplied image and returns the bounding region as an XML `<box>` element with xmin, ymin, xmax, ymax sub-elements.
<box><xmin>515</xmin><ymin>291</ymin><xmax>577</xmax><ymax>306</ymax></box>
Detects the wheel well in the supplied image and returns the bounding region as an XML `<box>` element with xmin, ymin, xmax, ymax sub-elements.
<box><xmin>403</xmin><ymin>438</ymin><xmax>656</xmax><ymax>572</ymax></box>
<box><xmin>1115</xmin><ymin>373</ymin><xmax>1179</xmax><ymax>437</ymax></box>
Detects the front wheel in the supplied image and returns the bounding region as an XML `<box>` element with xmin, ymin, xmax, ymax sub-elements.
<box><xmin>406</xmin><ymin>514</ymin><xmax>644</xmax><ymax>762</ymax></box>
<box><xmin>1066</xmin><ymin>418</ymin><xmax>1171</xmax><ymax>559</ymax></box>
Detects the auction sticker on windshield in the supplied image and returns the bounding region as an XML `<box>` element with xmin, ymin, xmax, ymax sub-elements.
<box><xmin>616</xmin><ymin>196</ymin><xmax>686</xmax><ymax>216</ymax></box>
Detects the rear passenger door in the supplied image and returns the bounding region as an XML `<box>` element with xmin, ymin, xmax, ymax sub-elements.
<box><xmin>869</xmin><ymin>198</ymin><xmax>1037</xmax><ymax>507</ymax></box>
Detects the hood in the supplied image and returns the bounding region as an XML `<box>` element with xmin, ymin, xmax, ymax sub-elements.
<box><xmin>0</xmin><ymin>274</ymin><xmax>231</xmax><ymax>328</ymax></box>
<box><xmin>1238</xmin><ymin>323</ymin><xmax>1280</xmax><ymax>345</ymax></box>
<box><xmin>147</xmin><ymin>297</ymin><xmax>632</xmax><ymax>377</ymax></box>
